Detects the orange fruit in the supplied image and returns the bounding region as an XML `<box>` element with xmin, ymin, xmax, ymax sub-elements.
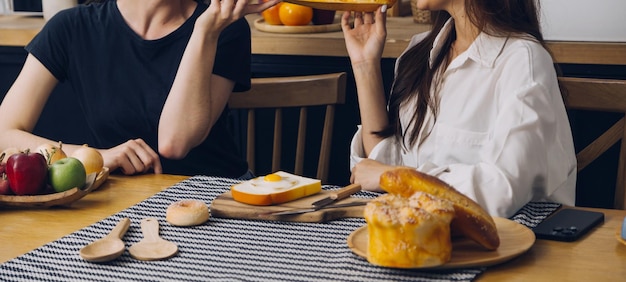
<box><xmin>261</xmin><ymin>2</ymin><xmax>282</xmax><ymax>25</ymax></box>
<box><xmin>36</xmin><ymin>142</ymin><xmax>67</xmax><ymax>165</ymax></box>
<box><xmin>71</xmin><ymin>144</ymin><xmax>104</xmax><ymax>175</ymax></box>
<box><xmin>278</xmin><ymin>3</ymin><xmax>313</xmax><ymax>26</ymax></box>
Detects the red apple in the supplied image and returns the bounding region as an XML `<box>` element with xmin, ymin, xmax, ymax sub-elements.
<box><xmin>48</xmin><ymin>157</ymin><xmax>86</xmax><ymax>193</ymax></box>
<box><xmin>0</xmin><ymin>152</ymin><xmax>6</xmax><ymax>175</ymax></box>
<box><xmin>0</xmin><ymin>153</ymin><xmax>7</xmax><ymax>194</ymax></box>
<box><xmin>6</xmin><ymin>150</ymin><xmax>48</xmax><ymax>195</ymax></box>
<box><xmin>0</xmin><ymin>173</ymin><xmax>11</xmax><ymax>195</ymax></box>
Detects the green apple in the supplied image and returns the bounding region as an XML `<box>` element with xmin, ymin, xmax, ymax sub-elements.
<box><xmin>48</xmin><ymin>157</ymin><xmax>86</xmax><ymax>193</ymax></box>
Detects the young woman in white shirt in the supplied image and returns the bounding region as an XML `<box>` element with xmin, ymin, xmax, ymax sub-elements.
<box><xmin>342</xmin><ymin>0</ymin><xmax>577</xmax><ymax>217</ymax></box>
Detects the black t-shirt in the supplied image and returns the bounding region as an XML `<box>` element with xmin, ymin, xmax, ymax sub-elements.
<box><xmin>26</xmin><ymin>1</ymin><xmax>250</xmax><ymax>177</ymax></box>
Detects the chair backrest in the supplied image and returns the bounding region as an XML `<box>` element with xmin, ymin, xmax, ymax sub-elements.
<box><xmin>560</xmin><ymin>76</ymin><xmax>626</xmax><ymax>209</ymax></box>
<box><xmin>228</xmin><ymin>72</ymin><xmax>347</xmax><ymax>183</ymax></box>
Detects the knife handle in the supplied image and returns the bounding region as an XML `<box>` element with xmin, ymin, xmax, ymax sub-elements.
<box><xmin>329</xmin><ymin>184</ymin><xmax>361</xmax><ymax>201</ymax></box>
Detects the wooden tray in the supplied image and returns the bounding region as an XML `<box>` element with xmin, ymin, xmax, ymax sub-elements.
<box><xmin>347</xmin><ymin>217</ymin><xmax>535</xmax><ymax>269</ymax></box>
<box><xmin>0</xmin><ymin>167</ymin><xmax>109</xmax><ymax>208</ymax></box>
<box><xmin>210</xmin><ymin>190</ymin><xmax>369</xmax><ymax>222</ymax></box>
<box><xmin>254</xmin><ymin>17</ymin><xmax>342</xmax><ymax>34</ymax></box>
<box><xmin>283</xmin><ymin>0</ymin><xmax>395</xmax><ymax>12</ymax></box>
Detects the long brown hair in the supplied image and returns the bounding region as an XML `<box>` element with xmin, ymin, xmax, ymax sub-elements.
<box><xmin>378</xmin><ymin>0</ymin><xmax>550</xmax><ymax>148</ymax></box>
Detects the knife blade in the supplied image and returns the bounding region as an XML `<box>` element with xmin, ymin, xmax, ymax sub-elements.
<box><xmin>310</xmin><ymin>183</ymin><xmax>362</xmax><ymax>208</ymax></box>
<box><xmin>261</xmin><ymin>201</ymin><xmax>368</xmax><ymax>216</ymax></box>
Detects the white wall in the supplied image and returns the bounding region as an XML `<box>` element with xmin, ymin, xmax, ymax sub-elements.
<box><xmin>540</xmin><ymin>0</ymin><xmax>626</xmax><ymax>42</ymax></box>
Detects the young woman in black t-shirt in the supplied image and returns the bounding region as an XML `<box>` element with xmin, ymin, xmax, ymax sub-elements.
<box><xmin>0</xmin><ymin>0</ymin><xmax>278</xmax><ymax>177</ymax></box>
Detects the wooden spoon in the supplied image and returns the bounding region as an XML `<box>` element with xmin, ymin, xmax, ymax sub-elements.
<box><xmin>79</xmin><ymin>217</ymin><xmax>130</xmax><ymax>262</ymax></box>
<box><xmin>129</xmin><ymin>218</ymin><xmax>178</xmax><ymax>261</ymax></box>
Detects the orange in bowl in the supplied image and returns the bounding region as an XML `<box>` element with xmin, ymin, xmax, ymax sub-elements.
<box><xmin>262</xmin><ymin>2</ymin><xmax>283</xmax><ymax>25</ymax></box>
<box><xmin>71</xmin><ymin>144</ymin><xmax>104</xmax><ymax>175</ymax></box>
<box><xmin>279</xmin><ymin>3</ymin><xmax>313</xmax><ymax>26</ymax></box>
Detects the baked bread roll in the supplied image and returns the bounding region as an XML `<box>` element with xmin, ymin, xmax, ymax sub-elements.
<box><xmin>166</xmin><ymin>200</ymin><xmax>210</xmax><ymax>226</ymax></box>
<box><xmin>379</xmin><ymin>168</ymin><xmax>500</xmax><ymax>250</ymax></box>
<box><xmin>364</xmin><ymin>192</ymin><xmax>455</xmax><ymax>268</ymax></box>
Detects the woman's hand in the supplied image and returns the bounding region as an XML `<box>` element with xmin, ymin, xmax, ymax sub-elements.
<box><xmin>243</xmin><ymin>0</ymin><xmax>282</xmax><ymax>16</ymax></box>
<box><xmin>340</xmin><ymin>6</ymin><xmax>387</xmax><ymax>65</ymax></box>
<box><xmin>350</xmin><ymin>158</ymin><xmax>398</xmax><ymax>192</ymax></box>
<box><xmin>196</xmin><ymin>0</ymin><xmax>281</xmax><ymax>36</ymax></box>
<box><xmin>101</xmin><ymin>139</ymin><xmax>162</xmax><ymax>175</ymax></box>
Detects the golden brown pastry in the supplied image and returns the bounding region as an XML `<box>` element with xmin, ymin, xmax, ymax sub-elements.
<box><xmin>166</xmin><ymin>200</ymin><xmax>210</xmax><ymax>226</ymax></box>
<box><xmin>364</xmin><ymin>192</ymin><xmax>455</xmax><ymax>268</ymax></box>
<box><xmin>379</xmin><ymin>168</ymin><xmax>500</xmax><ymax>250</ymax></box>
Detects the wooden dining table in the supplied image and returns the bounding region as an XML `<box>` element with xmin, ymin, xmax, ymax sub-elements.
<box><xmin>1</xmin><ymin>173</ymin><xmax>625</xmax><ymax>281</ymax></box>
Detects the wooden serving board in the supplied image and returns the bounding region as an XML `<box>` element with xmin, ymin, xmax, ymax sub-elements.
<box><xmin>253</xmin><ymin>17</ymin><xmax>342</xmax><ymax>34</ymax></box>
<box><xmin>347</xmin><ymin>217</ymin><xmax>536</xmax><ymax>269</ymax></box>
<box><xmin>210</xmin><ymin>190</ymin><xmax>369</xmax><ymax>223</ymax></box>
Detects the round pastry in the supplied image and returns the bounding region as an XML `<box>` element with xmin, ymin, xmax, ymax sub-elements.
<box><xmin>379</xmin><ymin>168</ymin><xmax>500</xmax><ymax>250</ymax></box>
<box><xmin>166</xmin><ymin>200</ymin><xmax>210</xmax><ymax>226</ymax></box>
<box><xmin>364</xmin><ymin>192</ymin><xmax>455</xmax><ymax>268</ymax></box>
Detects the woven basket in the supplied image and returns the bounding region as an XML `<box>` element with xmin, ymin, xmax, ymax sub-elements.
<box><xmin>410</xmin><ymin>0</ymin><xmax>431</xmax><ymax>24</ymax></box>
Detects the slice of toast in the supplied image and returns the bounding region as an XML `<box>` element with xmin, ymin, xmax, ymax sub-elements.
<box><xmin>231</xmin><ymin>171</ymin><xmax>321</xmax><ymax>206</ymax></box>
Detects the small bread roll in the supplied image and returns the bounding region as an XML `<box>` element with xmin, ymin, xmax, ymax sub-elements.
<box><xmin>166</xmin><ymin>200</ymin><xmax>210</xmax><ymax>226</ymax></box>
<box><xmin>379</xmin><ymin>168</ymin><xmax>500</xmax><ymax>250</ymax></box>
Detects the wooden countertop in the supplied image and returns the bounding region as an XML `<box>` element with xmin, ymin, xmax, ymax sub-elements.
<box><xmin>1</xmin><ymin>173</ymin><xmax>626</xmax><ymax>281</ymax></box>
<box><xmin>1</xmin><ymin>14</ymin><xmax>625</xmax><ymax>65</ymax></box>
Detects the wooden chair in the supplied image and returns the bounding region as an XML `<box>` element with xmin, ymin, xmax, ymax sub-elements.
<box><xmin>228</xmin><ymin>72</ymin><xmax>347</xmax><ymax>183</ymax></box>
<box><xmin>560</xmin><ymin>77</ymin><xmax>626</xmax><ymax>209</ymax></box>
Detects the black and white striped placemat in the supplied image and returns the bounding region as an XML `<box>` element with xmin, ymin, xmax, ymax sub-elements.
<box><xmin>0</xmin><ymin>176</ymin><xmax>560</xmax><ymax>281</ymax></box>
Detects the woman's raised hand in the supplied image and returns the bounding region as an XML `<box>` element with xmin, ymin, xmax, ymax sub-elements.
<box><xmin>340</xmin><ymin>6</ymin><xmax>388</xmax><ymax>65</ymax></box>
<box><xmin>243</xmin><ymin>0</ymin><xmax>282</xmax><ymax>16</ymax></box>
<box><xmin>197</xmin><ymin>0</ymin><xmax>281</xmax><ymax>35</ymax></box>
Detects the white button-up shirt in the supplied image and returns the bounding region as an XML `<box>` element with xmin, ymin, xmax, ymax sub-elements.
<box><xmin>350</xmin><ymin>20</ymin><xmax>577</xmax><ymax>217</ymax></box>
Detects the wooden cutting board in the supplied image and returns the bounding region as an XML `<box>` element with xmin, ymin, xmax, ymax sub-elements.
<box><xmin>210</xmin><ymin>190</ymin><xmax>370</xmax><ymax>223</ymax></box>
<box><xmin>253</xmin><ymin>18</ymin><xmax>342</xmax><ymax>34</ymax></box>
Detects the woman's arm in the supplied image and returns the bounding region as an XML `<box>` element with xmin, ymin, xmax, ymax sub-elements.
<box><xmin>0</xmin><ymin>54</ymin><xmax>61</xmax><ymax>152</ymax></box>
<box><xmin>341</xmin><ymin>8</ymin><xmax>389</xmax><ymax>156</ymax></box>
<box><xmin>342</xmin><ymin>8</ymin><xmax>399</xmax><ymax>190</ymax></box>
<box><xmin>158</xmin><ymin>0</ymin><xmax>279</xmax><ymax>160</ymax></box>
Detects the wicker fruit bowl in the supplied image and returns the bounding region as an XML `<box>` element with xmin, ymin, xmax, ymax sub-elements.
<box><xmin>0</xmin><ymin>167</ymin><xmax>109</xmax><ymax>208</ymax></box>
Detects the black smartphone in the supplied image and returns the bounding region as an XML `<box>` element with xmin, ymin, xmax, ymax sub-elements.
<box><xmin>532</xmin><ymin>208</ymin><xmax>604</xmax><ymax>242</ymax></box>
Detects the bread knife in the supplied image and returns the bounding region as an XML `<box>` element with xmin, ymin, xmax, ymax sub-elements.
<box><xmin>261</xmin><ymin>201</ymin><xmax>368</xmax><ymax>216</ymax></box>
<box><xmin>261</xmin><ymin>184</ymin><xmax>363</xmax><ymax>216</ymax></box>
<box><xmin>310</xmin><ymin>183</ymin><xmax>362</xmax><ymax>208</ymax></box>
